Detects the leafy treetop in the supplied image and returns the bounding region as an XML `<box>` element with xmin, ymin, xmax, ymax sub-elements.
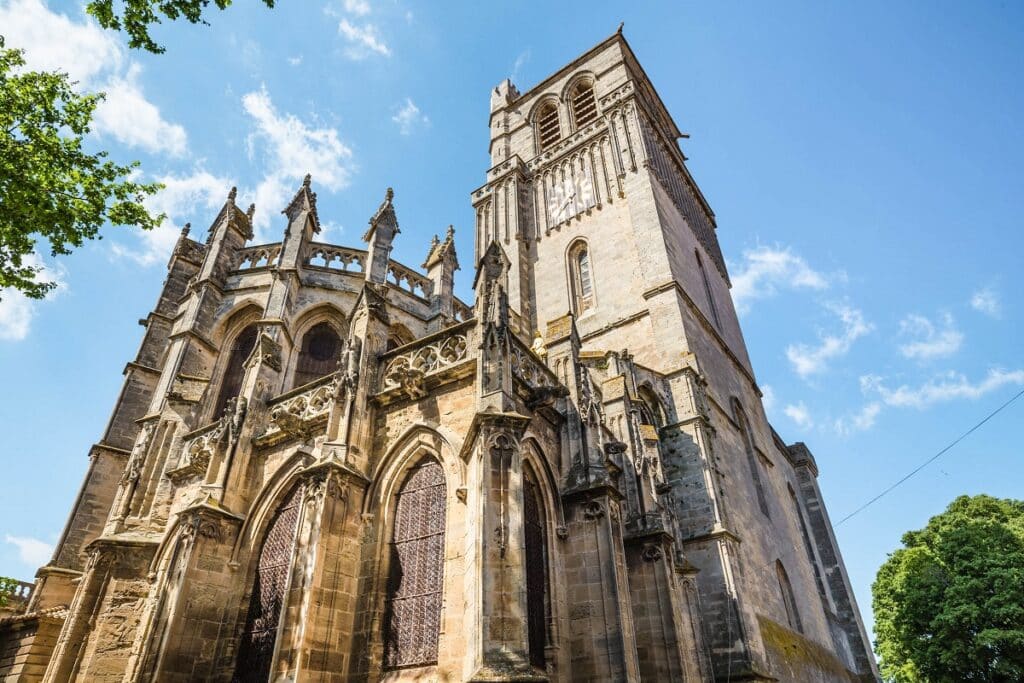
<box><xmin>0</xmin><ymin>37</ymin><xmax>162</xmax><ymax>300</ymax></box>
<box><xmin>87</xmin><ymin>0</ymin><xmax>276</xmax><ymax>54</ymax></box>
<box><xmin>872</xmin><ymin>494</ymin><xmax>1024</xmax><ymax>683</ymax></box>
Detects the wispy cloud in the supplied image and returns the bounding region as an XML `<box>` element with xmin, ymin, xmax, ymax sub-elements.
<box><xmin>5</xmin><ymin>534</ymin><xmax>54</xmax><ymax>567</ymax></box>
<box><xmin>970</xmin><ymin>287</ymin><xmax>1001</xmax><ymax>318</ymax></box>
<box><xmin>729</xmin><ymin>246</ymin><xmax>831</xmax><ymax>314</ymax></box>
<box><xmin>511</xmin><ymin>49</ymin><xmax>531</xmax><ymax>82</ymax></box>
<box><xmin>287</xmin><ymin>55</ymin><xmax>303</xmax><ymax>66</ymax></box>
<box><xmin>115</xmin><ymin>86</ymin><xmax>355</xmax><ymax>262</ymax></box>
<box><xmin>0</xmin><ymin>0</ymin><xmax>187</xmax><ymax>156</ymax></box>
<box><xmin>786</xmin><ymin>304</ymin><xmax>872</xmax><ymax>378</ymax></box>
<box><xmin>0</xmin><ymin>255</ymin><xmax>68</xmax><ymax>341</ymax></box>
<box><xmin>898</xmin><ymin>313</ymin><xmax>963</xmax><ymax>361</ymax></box>
<box><xmin>861</xmin><ymin>369</ymin><xmax>1024</xmax><ymax>409</ymax></box>
<box><xmin>338</xmin><ymin>19</ymin><xmax>390</xmax><ymax>58</ymax></box>
<box><xmin>760</xmin><ymin>384</ymin><xmax>776</xmax><ymax>413</ymax></box>
<box><xmin>343</xmin><ymin>0</ymin><xmax>371</xmax><ymax>15</ymax></box>
<box><xmin>833</xmin><ymin>402</ymin><xmax>882</xmax><ymax>436</ymax></box>
<box><xmin>392</xmin><ymin>98</ymin><xmax>429</xmax><ymax>136</ymax></box>
<box><xmin>784</xmin><ymin>402</ymin><xmax>814</xmax><ymax>429</ymax></box>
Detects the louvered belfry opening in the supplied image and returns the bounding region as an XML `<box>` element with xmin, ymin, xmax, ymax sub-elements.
<box><xmin>233</xmin><ymin>483</ymin><xmax>305</xmax><ymax>683</ymax></box>
<box><xmin>524</xmin><ymin>471</ymin><xmax>548</xmax><ymax>670</ymax></box>
<box><xmin>537</xmin><ymin>102</ymin><xmax>561</xmax><ymax>150</ymax></box>
<box><xmin>383</xmin><ymin>458</ymin><xmax>447</xmax><ymax>669</ymax></box>
<box><xmin>571</xmin><ymin>81</ymin><xmax>598</xmax><ymax>129</ymax></box>
<box><xmin>215</xmin><ymin>324</ymin><xmax>258</xmax><ymax>417</ymax></box>
<box><xmin>292</xmin><ymin>322</ymin><xmax>342</xmax><ymax>389</ymax></box>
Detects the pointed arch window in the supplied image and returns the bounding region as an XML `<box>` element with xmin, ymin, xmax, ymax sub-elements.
<box><xmin>536</xmin><ymin>101</ymin><xmax>561</xmax><ymax>150</ymax></box>
<box><xmin>775</xmin><ymin>560</ymin><xmax>803</xmax><ymax>633</ymax></box>
<box><xmin>734</xmin><ymin>401</ymin><xmax>770</xmax><ymax>518</ymax></box>
<box><xmin>215</xmin><ymin>324</ymin><xmax>258</xmax><ymax>418</ymax></box>
<box><xmin>570</xmin><ymin>80</ymin><xmax>598</xmax><ymax>129</ymax></box>
<box><xmin>523</xmin><ymin>468</ymin><xmax>549</xmax><ymax>669</ymax></box>
<box><xmin>292</xmin><ymin>322</ymin><xmax>342</xmax><ymax>389</ymax></box>
<box><xmin>234</xmin><ymin>483</ymin><xmax>305</xmax><ymax>682</ymax></box>
<box><xmin>383</xmin><ymin>458</ymin><xmax>446</xmax><ymax>669</ymax></box>
<box><xmin>568</xmin><ymin>241</ymin><xmax>595</xmax><ymax>315</ymax></box>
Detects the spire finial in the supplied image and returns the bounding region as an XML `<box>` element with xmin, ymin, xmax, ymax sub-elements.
<box><xmin>181</xmin><ymin>222</ymin><xmax>191</xmax><ymax>237</ymax></box>
<box><xmin>303</xmin><ymin>173</ymin><xmax>311</xmax><ymax>188</ymax></box>
<box><xmin>246</xmin><ymin>203</ymin><xmax>256</xmax><ymax>219</ymax></box>
<box><xmin>385</xmin><ymin>187</ymin><xmax>394</xmax><ymax>202</ymax></box>
<box><xmin>431</xmin><ymin>234</ymin><xmax>440</xmax><ymax>248</ymax></box>
<box><xmin>228</xmin><ymin>186</ymin><xmax>237</xmax><ymax>202</ymax></box>
<box><xmin>446</xmin><ymin>224</ymin><xmax>455</xmax><ymax>240</ymax></box>
<box><xmin>617</xmin><ymin>21</ymin><xmax>624</xmax><ymax>34</ymax></box>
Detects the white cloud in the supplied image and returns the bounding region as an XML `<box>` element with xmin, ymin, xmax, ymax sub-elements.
<box><xmin>94</xmin><ymin>64</ymin><xmax>188</xmax><ymax>156</ymax></box>
<box><xmin>392</xmin><ymin>98</ymin><xmax>429</xmax><ymax>136</ymax></box>
<box><xmin>760</xmin><ymin>384</ymin><xmax>776</xmax><ymax>413</ymax></box>
<box><xmin>241</xmin><ymin>86</ymin><xmax>354</xmax><ymax>238</ymax></box>
<box><xmin>511</xmin><ymin>49</ymin><xmax>531</xmax><ymax>82</ymax></box>
<box><xmin>338</xmin><ymin>19</ymin><xmax>390</xmax><ymax>58</ymax></box>
<box><xmin>0</xmin><ymin>0</ymin><xmax>188</xmax><ymax>156</ymax></box>
<box><xmin>786</xmin><ymin>304</ymin><xmax>872</xmax><ymax>378</ymax></box>
<box><xmin>833</xmin><ymin>402</ymin><xmax>882</xmax><ymax>436</ymax></box>
<box><xmin>4</xmin><ymin>534</ymin><xmax>54</xmax><ymax>567</ymax></box>
<box><xmin>112</xmin><ymin>170</ymin><xmax>234</xmax><ymax>265</ymax></box>
<box><xmin>784</xmin><ymin>402</ymin><xmax>813</xmax><ymax>429</ymax></box>
<box><xmin>861</xmin><ymin>369</ymin><xmax>1024</xmax><ymax>409</ymax></box>
<box><xmin>287</xmin><ymin>55</ymin><xmax>303</xmax><ymax>66</ymax></box>
<box><xmin>970</xmin><ymin>288</ymin><xmax>1001</xmax><ymax>318</ymax></box>
<box><xmin>898</xmin><ymin>313</ymin><xmax>963</xmax><ymax>361</ymax></box>
<box><xmin>343</xmin><ymin>0</ymin><xmax>371</xmax><ymax>15</ymax></box>
<box><xmin>0</xmin><ymin>255</ymin><xmax>68</xmax><ymax>342</ymax></box>
<box><xmin>114</xmin><ymin>87</ymin><xmax>356</xmax><ymax>262</ymax></box>
<box><xmin>729</xmin><ymin>246</ymin><xmax>830</xmax><ymax>314</ymax></box>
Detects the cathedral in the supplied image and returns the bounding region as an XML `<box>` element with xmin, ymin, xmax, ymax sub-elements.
<box><xmin>0</xmin><ymin>30</ymin><xmax>879</xmax><ymax>682</ymax></box>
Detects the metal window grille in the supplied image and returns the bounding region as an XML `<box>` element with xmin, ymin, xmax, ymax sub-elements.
<box><xmin>233</xmin><ymin>483</ymin><xmax>305</xmax><ymax>682</ymax></box>
<box><xmin>383</xmin><ymin>459</ymin><xmax>446</xmax><ymax>669</ymax></box>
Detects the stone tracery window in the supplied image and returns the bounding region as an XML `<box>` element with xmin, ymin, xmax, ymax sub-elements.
<box><xmin>536</xmin><ymin>101</ymin><xmax>561</xmax><ymax>151</ymax></box>
<box><xmin>383</xmin><ymin>458</ymin><xmax>446</xmax><ymax>669</ymax></box>
<box><xmin>568</xmin><ymin>241</ymin><xmax>595</xmax><ymax>315</ymax></box>
<box><xmin>292</xmin><ymin>322</ymin><xmax>341</xmax><ymax>389</ymax></box>
<box><xmin>569</xmin><ymin>80</ymin><xmax>598</xmax><ymax>129</ymax></box>
<box><xmin>214</xmin><ymin>324</ymin><xmax>258</xmax><ymax>418</ymax></box>
<box><xmin>775</xmin><ymin>560</ymin><xmax>803</xmax><ymax>633</ymax></box>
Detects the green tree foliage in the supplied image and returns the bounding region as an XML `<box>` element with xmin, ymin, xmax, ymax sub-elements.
<box><xmin>872</xmin><ymin>494</ymin><xmax>1024</xmax><ymax>682</ymax></box>
<box><xmin>87</xmin><ymin>0</ymin><xmax>275</xmax><ymax>54</ymax></box>
<box><xmin>0</xmin><ymin>577</ymin><xmax>18</xmax><ymax>607</ymax></box>
<box><xmin>0</xmin><ymin>38</ymin><xmax>162</xmax><ymax>300</ymax></box>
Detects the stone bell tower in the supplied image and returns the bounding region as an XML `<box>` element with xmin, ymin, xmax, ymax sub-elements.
<box><xmin>473</xmin><ymin>27</ymin><xmax>879</xmax><ymax>682</ymax></box>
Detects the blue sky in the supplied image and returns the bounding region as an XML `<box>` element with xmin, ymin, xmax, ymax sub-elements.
<box><xmin>1</xmin><ymin>0</ymin><xmax>1022</xmax><ymax>646</ymax></box>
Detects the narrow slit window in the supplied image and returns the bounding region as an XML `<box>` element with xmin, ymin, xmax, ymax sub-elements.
<box><xmin>696</xmin><ymin>250</ymin><xmax>722</xmax><ymax>329</ymax></box>
<box><xmin>571</xmin><ymin>81</ymin><xmax>598</xmax><ymax>129</ymax></box>
<box><xmin>537</xmin><ymin>102</ymin><xmax>561</xmax><ymax>150</ymax></box>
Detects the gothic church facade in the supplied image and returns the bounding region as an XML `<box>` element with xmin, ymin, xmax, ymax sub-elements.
<box><xmin>0</xmin><ymin>31</ymin><xmax>878</xmax><ymax>682</ymax></box>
